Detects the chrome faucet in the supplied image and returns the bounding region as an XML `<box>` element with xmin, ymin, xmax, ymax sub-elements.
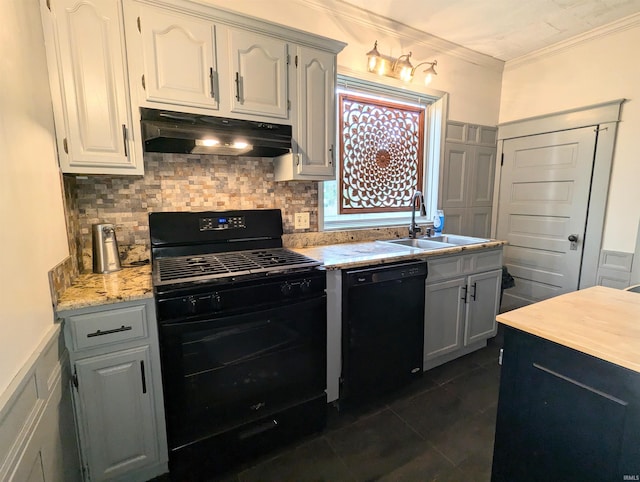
<box><xmin>409</xmin><ymin>190</ymin><xmax>426</xmax><ymax>238</ymax></box>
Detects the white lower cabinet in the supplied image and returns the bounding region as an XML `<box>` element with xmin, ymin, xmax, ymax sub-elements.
<box><xmin>424</xmin><ymin>248</ymin><xmax>502</xmax><ymax>370</ymax></box>
<box><xmin>60</xmin><ymin>299</ymin><xmax>167</xmax><ymax>482</ymax></box>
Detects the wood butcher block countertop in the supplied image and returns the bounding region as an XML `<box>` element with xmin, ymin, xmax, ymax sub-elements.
<box><xmin>497</xmin><ymin>286</ymin><xmax>640</xmax><ymax>373</ymax></box>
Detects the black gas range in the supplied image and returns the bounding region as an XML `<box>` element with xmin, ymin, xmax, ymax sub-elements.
<box><xmin>149</xmin><ymin>209</ymin><xmax>327</xmax><ymax>479</ymax></box>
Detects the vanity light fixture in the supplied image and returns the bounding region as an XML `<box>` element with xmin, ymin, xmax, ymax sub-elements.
<box><xmin>366</xmin><ymin>41</ymin><xmax>438</xmax><ymax>85</ymax></box>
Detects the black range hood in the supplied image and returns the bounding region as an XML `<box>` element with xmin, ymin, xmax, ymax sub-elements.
<box><xmin>140</xmin><ymin>107</ymin><xmax>292</xmax><ymax>157</ymax></box>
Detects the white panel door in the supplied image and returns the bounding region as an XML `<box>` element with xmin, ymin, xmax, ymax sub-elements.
<box><xmin>497</xmin><ymin>127</ymin><xmax>597</xmax><ymax>309</ymax></box>
<box><xmin>228</xmin><ymin>29</ymin><xmax>288</xmax><ymax>119</ymax></box>
<box><xmin>75</xmin><ymin>346</ymin><xmax>158</xmax><ymax>481</ymax></box>
<box><xmin>140</xmin><ymin>6</ymin><xmax>218</xmax><ymax>109</ymax></box>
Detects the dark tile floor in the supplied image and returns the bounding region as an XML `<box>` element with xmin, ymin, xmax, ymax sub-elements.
<box><xmin>155</xmin><ymin>335</ymin><xmax>503</xmax><ymax>482</ymax></box>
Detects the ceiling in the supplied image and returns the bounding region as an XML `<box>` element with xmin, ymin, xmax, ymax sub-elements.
<box><xmin>338</xmin><ymin>0</ymin><xmax>640</xmax><ymax>61</ymax></box>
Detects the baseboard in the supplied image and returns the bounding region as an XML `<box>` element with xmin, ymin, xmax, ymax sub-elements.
<box><xmin>423</xmin><ymin>339</ymin><xmax>488</xmax><ymax>371</ymax></box>
<box><xmin>0</xmin><ymin>324</ymin><xmax>80</xmax><ymax>482</ymax></box>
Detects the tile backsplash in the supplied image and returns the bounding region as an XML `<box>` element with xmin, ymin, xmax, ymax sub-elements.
<box><xmin>66</xmin><ymin>153</ymin><xmax>318</xmax><ymax>271</ymax></box>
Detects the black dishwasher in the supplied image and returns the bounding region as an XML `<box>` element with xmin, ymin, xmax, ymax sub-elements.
<box><xmin>341</xmin><ymin>260</ymin><xmax>427</xmax><ymax>406</ymax></box>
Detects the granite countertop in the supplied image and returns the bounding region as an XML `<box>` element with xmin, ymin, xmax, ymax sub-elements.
<box><xmin>293</xmin><ymin>239</ymin><xmax>506</xmax><ymax>270</ymax></box>
<box><xmin>55</xmin><ymin>238</ymin><xmax>506</xmax><ymax>312</ymax></box>
<box><xmin>496</xmin><ymin>286</ymin><xmax>640</xmax><ymax>373</ymax></box>
<box><xmin>56</xmin><ymin>265</ymin><xmax>153</xmax><ymax>313</ymax></box>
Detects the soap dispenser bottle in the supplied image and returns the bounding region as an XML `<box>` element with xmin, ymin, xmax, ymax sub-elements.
<box><xmin>433</xmin><ymin>210</ymin><xmax>445</xmax><ymax>234</ymax></box>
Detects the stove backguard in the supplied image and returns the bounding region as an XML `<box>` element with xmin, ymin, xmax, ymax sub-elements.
<box><xmin>149</xmin><ymin>209</ymin><xmax>284</xmax><ymax>260</ymax></box>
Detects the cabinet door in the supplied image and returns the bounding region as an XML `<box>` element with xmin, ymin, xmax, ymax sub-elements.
<box><xmin>139</xmin><ymin>6</ymin><xmax>218</xmax><ymax>110</ymax></box>
<box><xmin>464</xmin><ymin>269</ymin><xmax>501</xmax><ymax>345</ymax></box>
<box><xmin>46</xmin><ymin>0</ymin><xmax>138</xmax><ymax>174</ymax></box>
<box><xmin>468</xmin><ymin>206</ymin><xmax>492</xmax><ymax>238</ymax></box>
<box><xmin>228</xmin><ymin>29</ymin><xmax>288</xmax><ymax>119</ymax></box>
<box><xmin>468</xmin><ymin>145</ymin><xmax>496</xmax><ymax>207</ymax></box>
<box><xmin>75</xmin><ymin>346</ymin><xmax>158</xmax><ymax>481</ymax></box>
<box><xmin>293</xmin><ymin>47</ymin><xmax>336</xmax><ymax>178</ymax></box>
<box><xmin>442</xmin><ymin>142</ymin><xmax>470</xmax><ymax>209</ymax></box>
<box><xmin>424</xmin><ymin>278</ymin><xmax>466</xmax><ymax>362</ymax></box>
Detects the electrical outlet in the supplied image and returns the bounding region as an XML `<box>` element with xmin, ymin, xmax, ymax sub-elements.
<box><xmin>294</xmin><ymin>212</ymin><xmax>310</xmax><ymax>229</ymax></box>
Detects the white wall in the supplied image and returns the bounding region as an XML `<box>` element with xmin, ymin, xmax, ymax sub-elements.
<box><xmin>500</xmin><ymin>16</ymin><xmax>640</xmax><ymax>253</ymax></box>
<box><xmin>200</xmin><ymin>0</ymin><xmax>504</xmax><ymax>126</ymax></box>
<box><xmin>0</xmin><ymin>0</ymin><xmax>69</xmax><ymax>395</ymax></box>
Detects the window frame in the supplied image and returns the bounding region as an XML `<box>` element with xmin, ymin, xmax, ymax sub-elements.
<box><xmin>320</xmin><ymin>75</ymin><xmax>446</xmax><ymax>232</ymax></box>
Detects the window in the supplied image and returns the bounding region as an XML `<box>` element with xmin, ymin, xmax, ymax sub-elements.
<box><xmin>321</xmin><ymin>76</ymin><xmax>445</xmax><ymax>231</ymax></box>
<box><xmin>339</xmin><ymin>93</ymin><xmax>425</xmax><ymax>214</ymax></box>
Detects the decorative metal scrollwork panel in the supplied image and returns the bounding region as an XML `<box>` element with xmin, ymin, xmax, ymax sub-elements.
<box><xmin>339</xmin><ymin>94</ymin><xmax>424</xmax><ymax>213</ymax></box>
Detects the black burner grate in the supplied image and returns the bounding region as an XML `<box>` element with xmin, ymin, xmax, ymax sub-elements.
<box><xmin>154</xmin><ymin>248</ymin><xmax>320</xmax><ymax>286</ymax></box>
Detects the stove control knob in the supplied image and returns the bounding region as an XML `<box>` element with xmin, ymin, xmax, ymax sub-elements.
<box><xmin>186</xmin><ymin>296</ymin><xmax>198</xmax><ymax>314</ymax></box>
<box><xmin>211</xmin><ymin>292</ymin><xmax>222</xmax><ymax>311</ymax></box>
<box><xmin>281</xmin><ymin>282</ymin><xmax>293</xmax><ymax>296</ymax></box>
<box><xmin>300</xmin><ymin>279</ymin><xmax>312</xmax><ymax>293</ymax></box>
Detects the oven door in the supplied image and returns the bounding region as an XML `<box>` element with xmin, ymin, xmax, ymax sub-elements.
<box><xmin>159</xmin><ymin>295</ymin><xmax>327</xmax><ymax>450</ymax></box>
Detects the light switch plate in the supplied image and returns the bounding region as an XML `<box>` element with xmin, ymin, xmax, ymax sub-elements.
<box><xmin>294</xmin><ymin>212</ymin><xmax>310</xmax><ymax>229</ymax></box>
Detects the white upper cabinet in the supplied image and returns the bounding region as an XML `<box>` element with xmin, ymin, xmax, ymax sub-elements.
<box><xmin>128</xmin><ymin>3</ymin><xmax>295</xmax><ymax>122</ymax></box>
<box><xmin>296</xmin><ymin>46</ymin><xmax>336</xmax><ymax>178</ymax></box>
<box><xmin>274</xmin><ymin>46</ymin><xmax>337</xmax><ymax>181</ymax></box>
<box><xmin>41</xmin><ymin>0</ymin><xmax>141</xmax><ymax>174</ymax></box>
<box><xmin>138</xmin><ymin>6</ymin><xmax>219</xmax><ymax>110</ymax></box>
<box><xmin>227</xmin><ymin>29</ymin><xmax>289</xmax><ymax>119</ymax></box>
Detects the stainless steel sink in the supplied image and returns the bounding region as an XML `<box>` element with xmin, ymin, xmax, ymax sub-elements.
<box><xmin>427</xmin><ymin>234</ymin><xmax>489</xmax><ymax>245</ymax></box>
<box><xmin>380</xmin><ymin>238</ymin><xmax>454</xmax><ymax>250</ymax></box>
<box><xmin>378</xmin><ymin>234</ymin><xmax>491</xmax><ymax>251</ymax></box>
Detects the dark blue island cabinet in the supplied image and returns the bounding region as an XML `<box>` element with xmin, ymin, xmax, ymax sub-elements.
<box><xmin>491</xmin><ymin>287</ymin><xmax>640</xmax><ymax>482</ymax></box>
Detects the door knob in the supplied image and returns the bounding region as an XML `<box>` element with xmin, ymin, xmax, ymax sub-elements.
<box><xmin>568</xmin><ymin>234</ymin><xmax>579</xmax><ymax>250</ymax></box>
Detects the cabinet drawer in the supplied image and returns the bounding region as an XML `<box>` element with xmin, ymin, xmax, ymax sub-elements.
<box><xmin>470</xmin><ymin>249</ymin><xmax>502</xmax><ymax>272</ymax></box>
<box><xmin>427</xmin><ymin>255</ymin><xmax>464</xmax><ymax>282</ymax></box>
<box><xmin>69</xmin><ymin>305</ymin><xmax>148</xmax><ymax>350</ymax></box>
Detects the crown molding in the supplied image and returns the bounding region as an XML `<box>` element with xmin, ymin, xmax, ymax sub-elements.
<box><xmin>293</xmin><ymin>0</ymin><xmax>504</xmax><ymax>72</ymax></box>
<box><xmin>506</xmin><ymin>12</ymin><xmax>640</xmax><ymax>70</ymax></box>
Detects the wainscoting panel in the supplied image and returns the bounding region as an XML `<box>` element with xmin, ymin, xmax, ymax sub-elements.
<box><xmin>0</xmin><ymin>325</ymin><xmax>80</xmax><ymax>482</ymax></box>
<box><xmin>596</xmin><ymin>250</ymin><xmax>634</xmax><ymax>289</ymax></box>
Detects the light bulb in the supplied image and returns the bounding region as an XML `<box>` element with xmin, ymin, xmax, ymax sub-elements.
<box><xmin>196</xmin><ymin>138</ymin><xmax>219</xmax><ymax>147</ymax></box>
